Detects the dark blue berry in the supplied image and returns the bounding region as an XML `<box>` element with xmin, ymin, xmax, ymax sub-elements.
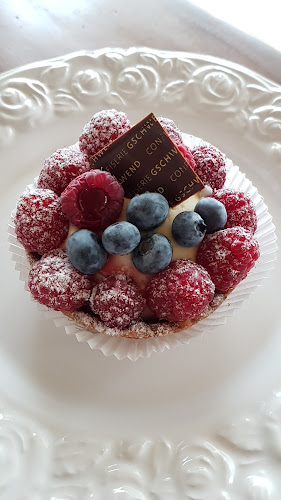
<box><xmin>172</xmin><ymin>211</ymin><xmax>206</xmax><ymax>247</ymax></box>
<box><xmin>126</xmin><ymin>193</ymin><xmax>169</xmax><ymax>231</ymax></box>
<box><xmin>102</xmin><ymin>221</ymin><xmax>141</xmax><ymax>255</ymax></box>
<box><xmin>132</xmin><ymin>233</ymin><xmax>172</xmax><ymax>274</ymax></box>
<box><xmin>66</xmin><ymin>229</ymin><xmax>107</xmax><ymax>274</ymax></box>
<box><xmin>195</xmin><ymin>197</ymin><xmax>227</xmax><ymax>234</ymax></box>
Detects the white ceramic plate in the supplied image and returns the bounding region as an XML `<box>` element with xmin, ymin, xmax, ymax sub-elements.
<box><xmin>0</xmin><ymin>48</ymin><xmax>280</xmax><ymax>499</ymax></box>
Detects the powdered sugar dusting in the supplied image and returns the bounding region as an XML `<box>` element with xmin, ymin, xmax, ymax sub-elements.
<box><xmin>146</xmin><ymin>259</ymin><xmax>215</xmax><ymax>322</ymax></box>
<box><xmin>37</xmin><ymin>147</ymin><xmax>91</xmax><ymax>195</ymax></box>
<box><xmin>67</xmin><ymin>290</ymin><xmax>227</xmax><ymax>339</ymax></box>
<box><xmin>90</xmin><ymin>275</ymin><xmax>145</xmax><ymax>329</ymax></box>
<box><xmin>14</xmin><ymin>188</ymin><xmax>69</xmax><ymax>255</ymax></box>
<box><xmin>197</xmin><ymin>227</ymin><xmax>260</xmax><ymax>292</ymax></box>
<box><xmin>157</xmin><ymin>116</ymin><xmax>183</xmax><ymax>144</ymax></box>
<box><xmin>10</xmin><ymin>129</ymin><xmax>277</xmax><ymax>354</ymax></box>
<box><xmin>191</xmin><ymin>144</ymin><xmax>227</xmax><ymax>190</ymax></box>
<box><xmin>79</xmin><ymin>109</ymin><xmax>131</xmax><ymax>157</ymax></box>
<box><xmin>28</xmin><ymin>249</ymin><xmax>92</xmax><ymax>311</ymax></box>
<box><xmin>213</xmin><ymin>188</ymin><xmax>258</xmax><ymax>234</ymax></box>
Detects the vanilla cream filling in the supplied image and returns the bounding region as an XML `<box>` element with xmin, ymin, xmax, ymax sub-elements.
<box><xmin>62</xmin><ymin>134</ymin><xmax>206</xmax><ymax>266</ymax></box>
<box><xmin>63</xmin><ymin>191</ymin><xmax>201</xmax><ymax>265</ymax></box>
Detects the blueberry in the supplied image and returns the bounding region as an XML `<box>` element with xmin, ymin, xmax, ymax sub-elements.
<box><xmin>66</xmin><ymin>229</ymin><xmax>107</xmax><ymax>274</ymax></box>
<box><xmin>102</xmin><ymin>221</ymin><xmax>141</xmax><ymax>255</ymax></box>
<box><xmin>126</xmin><ymin>193</ymin><xmax>169</xmax><ymax>231</ymax></box>
<box><xmin>195</xmin><ymin>197</ymin><xmax>227</xmax><ymax>234</ymax></box>
<box><xmin>172</xmin><ymin>211</ymin><xmax>206</xmax><ymax>247</ymax></box>
<box><xmin>132</xmin><ymin>233</ymin><xmax>172</xmax><ymax>274</ymax></box>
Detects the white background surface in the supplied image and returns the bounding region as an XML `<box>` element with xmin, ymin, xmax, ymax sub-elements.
<box><xmin>0</xmin><ymin>48</ymin><xmax>280</xmax><ymax>498</ymax></box>
<box><xmin>190</xmin><ymin>0</ymin><xmax>281</xmax><ymax>52</ymax></box>
<box><xmin>0</xmin><ymin>0</ymin><xmax>281</xmax><ymax>85</ymax></box>
<box><xmin>0</xmin><ymin>0</ymin><xmax>281</xmax><ymax>494</ymax></box>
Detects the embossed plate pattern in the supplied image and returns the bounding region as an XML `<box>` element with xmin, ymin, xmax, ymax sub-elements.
<box><xmin>0</xmin><ymin>48</ymin><xmax>280</xmax><ymax>499</ymax></box>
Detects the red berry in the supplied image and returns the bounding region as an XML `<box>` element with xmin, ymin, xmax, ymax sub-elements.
<box><xmin>176</xmin><ymin>143</ymin><xmax>197</xmax><ymax>171</ymax></box>
<box><xmin>79</xmin><ymin>109</ymin><xmax>131</xmax><ymax>157</ymax></box>
<box><xmin>146</xmin><ymin>259</ymin><xmax>215</xmax><ymax>322</ymax></box>
<box><xmin>212</xmin><ymin>188</ymin><xmax>257</xmax><ymax>234</ymax></box>
<box><xmin>37</xmin><ymin>147</ymin><xmax>91</xmax><ymax>195</ymax></box>
<box><xmin>196</xmin><ymin>227</ymin><xmax>260</xmax><ymax>293</ymax></box>
<box><xmin>158</xmin><ymin>116</ymin><xmax>183</xmax><ymax>144</ymax></box>
<box><xmin>191</xmin><ymin>145</ymin><xmax>226</xmax><ymax>190</ymax></box>
<box><xmin>14</xmin><ymin>188</ymin><xmax>69</xmax><ymax>255</ymax></box>
<box><xmin>61</xmin><ymin>170</ymin><xmax>124</xmax><ymax>231</ymax></box>
<box><xmin>90</xmin><ymin>275</ymin><xmax>145</xmax><ymax>329</ymax></box>
<box><xmin>28</xmin><ymin>249</ymin><xmax>92</xmax><ymax>311</ymax></box>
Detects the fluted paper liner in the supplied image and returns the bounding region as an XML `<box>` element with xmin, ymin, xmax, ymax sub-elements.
<box><xmin>8</xmin><ymin>136</ymin><xmax>278</xmax><ymax>361</ymax></box>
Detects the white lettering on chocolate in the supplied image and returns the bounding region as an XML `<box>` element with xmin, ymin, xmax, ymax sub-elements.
<box><xmin>91</xmin><ymin>148</ymin><xmax>104</xmax><ymax>164</ymax></box>
<box><xmin>131</xmin><ymin>173</ymin><xmax>153</xmax><ymax>194</ymax></box>
<box><xmin>145</xmin><ymin>133</ymin><xmax>166</xmax><ymax>155</ymax></box>
<box><xmin>118</xmin><ymin>161</ymin><xmax>141</xmax><ymax>184</ymax></box>
<box><xmin>150</xmin><ymin>146</ymin><xmax>178</xmax><ymax>176</ymax></box>
<box><xmin>173</xmin><ymin>176</ymin><xmax>202</xmax><ymax>203</ymax></box>
<box><xmin>126</xmin><ymin>118</ymin><xmax>158</xmax><ymax>150</ymax></box>
<box><xmin>170</xmin><ymin>162</ymin><xmax>193</xmax><ymax>182</ymax></box>
<box><xmin>107</xmin><ymin>147</ymin><xmax>128</xmax><ymax>169</ymax></box>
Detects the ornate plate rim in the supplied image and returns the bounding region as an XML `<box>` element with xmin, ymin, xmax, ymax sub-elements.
<box><xmin>1</xmin><ymin>46</ymin><xmax>280</xmax><ymax>86</ymax></box>
<box><xmin>1</xmin><ymin>47</ymin><xmax>281</xmax><ymax>499</ymax></box>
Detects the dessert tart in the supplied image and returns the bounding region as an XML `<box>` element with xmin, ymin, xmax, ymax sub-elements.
<box><xmin>12</xmin><ymin>109</ymin><xmax>261</xmax><ymax>340</ymax></box>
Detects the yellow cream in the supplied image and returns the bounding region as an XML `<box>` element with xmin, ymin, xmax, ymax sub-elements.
<box><xmin>117</xmin><ymin>194</ymin><xmax>201</xmax><ymax>262</ymax></box>
<box><xmin>63</xmin><ymin>192</ymin><xmax>201</xmax><ymax>264</ymax></box>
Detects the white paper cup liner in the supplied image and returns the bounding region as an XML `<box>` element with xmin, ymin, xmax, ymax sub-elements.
<box><xmin>8</xmin><ymin>140</ymin><xmax>278</xmax><ymax>361</ymax></box>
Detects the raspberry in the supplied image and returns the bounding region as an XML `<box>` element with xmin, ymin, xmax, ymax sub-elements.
<box><xmin>28</xmin><ymin>249</ymin><xmax>92</xmax><ymax>311</ymax></box>
<box><xmin>191</xmin><ymin>145</ymin><xmax>226</xmax><ymax>190</ymax></box>
<box><xmin>176</xmin><ymin>143</ymin><xmax>197</xmax><ymax>171</ymax></box>
<box><xmin>14</xmin><ymin>188</ymin><xmax>69</xmax><ymax>255</ymax></box>
<box><xmin>157</xmin><ymin>116</ymin><xmax>183</xmax><ymax>144</ymax></box>
<box><xmin>196</xmin><ymin>227</ymin><xmax>260</xmax><ymax>293</ymax></box>
<box><xmin>79</xmin><ymin>109</ymin><xmax>131</xmax><ymax>157</ymax></box>
<box><xmin>90</xmin><ymin>275</ymin><xmax>145</xmax><ymax>329</ymax></box>
<box><xmin>212</xmin><ymin>189</ymin><xmax>258</xmax><ymax>234</ymax></box>
<box><xmin>61</xmin><ymin>170</ymin><xmax>124</xmax><ymax>231</ymax></box>
<box><xmin>146</xmin><ymin>259</ymin><xmax>215</xmax><ymax>322</ymax></box>
<box><xmin>37</xmin><ymin>147</ymin><xmax>91</xmax><ymax>195</ymax></box>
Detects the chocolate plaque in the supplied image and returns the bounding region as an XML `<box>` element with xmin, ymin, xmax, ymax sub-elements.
<box><xmin>90</xmin><ymin>113</ymin><xmax>204</xmax><ymax>207</ymax></box>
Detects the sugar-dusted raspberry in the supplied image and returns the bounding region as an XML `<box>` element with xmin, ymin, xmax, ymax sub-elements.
<box><xmin>61</xmin><ymin>170</ymin><xmax>124</xmax><ymax>231</ymax></box>
<box><xmin>212</xmin><ymin>188</ymin><xmax>258</xmax><ymax>234</ymax></box>
<box><xmin>191</xmin><ymin>145</ymin><xmax>226</xmax><ymax>190</ymax></box>
<box><xmin>37</xmin><ymin>147</ymin><xmax>91</xmax><ymax>195</ymax></box>
<box><xmin>14</xmin><ymin>188</ymin><xmax>69</xmax><ymax>255</ymax></box>
<box><xmin>176</xmin><ymin>143</ymin><xmax>197</xmax><ymax>171</ymax></box>
<box><xmin>146</xmin><ymin>259</ymin><xmax>215</xmax><ymax>322</ymax></box>
<box><xmin>79</xmin><ymin>109</ymin><xmax>131</xmax><ymax>157</ymax></box>
<box><xmin>28</xmin><ymin>249</ymin><xmax>92</xmax><ymax>311</ymax></box>
<box><xmin>158</xmin><ymin>116</ymin><xmax>183</xmax><ymax>144</ymax></box>
<box><xmin>196</xmin><ymin>227</ymin><xmax>260</xmax><ymax>293</ymax></box>
<box><xmin>90</xmin><ymin>275</ymin><xmax>145</xmax><ymax>329</ymax></box>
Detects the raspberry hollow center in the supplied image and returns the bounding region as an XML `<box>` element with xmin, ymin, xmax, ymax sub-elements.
<box><xmin>78</xmin><ymin>187</ymin><xmax>108</xmax><ymax>220</ymax></box>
